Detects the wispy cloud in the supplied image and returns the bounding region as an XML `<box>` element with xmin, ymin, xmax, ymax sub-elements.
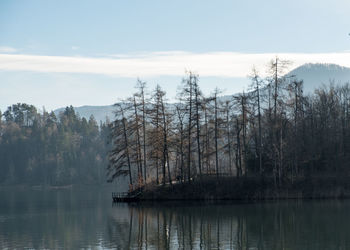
<box><xmin>71</xmin><ymin>46</ymin><xmax>80</xmax><ymax>50</ymax></box>
<box><xmin>0</xmin><ymin>51</ymin><xmax>350</xmax><ymax>78</ymax></box>
<box><xmin>0</xmin><ymin>46</ymin><xmax>18</xmax><ymax>53</ymax></box>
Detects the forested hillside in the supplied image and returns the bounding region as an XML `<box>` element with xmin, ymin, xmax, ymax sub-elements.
<box><xmin>0</xmin><ymin>105</ymin><xmax>109</xmax><ymax>185</ymax></box>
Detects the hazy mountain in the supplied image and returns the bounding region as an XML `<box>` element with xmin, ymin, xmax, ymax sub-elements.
<box><xmin>54</xmin><ymin>63</ymin><xmax>350</xmax><ymax>122</ymax></box>
<box><xmin>54</xmin><ymin>105</ymin><xmax>115</xmax><ymax>123</ymax></box>
<box><xmin>288</xmin><ymin>63</ymin><xmax>350</xmax><ymax>93</ymax></box>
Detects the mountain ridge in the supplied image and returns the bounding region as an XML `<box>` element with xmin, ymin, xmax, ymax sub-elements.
<box><xmin>287</xmin><ymin>63</ymin><xmax>350</xmax><ymax>92</ymax></box>
<box><xmin>54</xmin><ymin>63</ymin><xmax>350</xmax><ymax>122</ymax></box>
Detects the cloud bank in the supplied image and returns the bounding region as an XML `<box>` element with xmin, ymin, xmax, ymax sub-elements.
<box><xmin>0</xmin><ymin>51</ymin><xmax>350</xmax><ymax>78</ymax></box>
<box><xmin>0</xmin><ymin>46</ymin><xmax>18</xmax><ymax>53</ymax></box>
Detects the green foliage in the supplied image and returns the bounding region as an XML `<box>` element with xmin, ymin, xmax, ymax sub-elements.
<box><xmin>0</xmin><ymin>104</ymin><xmax>110</xmax><ymax>186</ymax></box>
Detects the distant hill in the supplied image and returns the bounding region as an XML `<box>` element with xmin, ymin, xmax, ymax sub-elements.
<box><xmin>54</xmin><ymin>105</ymin><xmax>115</xmax><ymax>123</ymax></box>
<box><xmin>54</xmin><ymin>63</ymin><xmax>350</xmax><ymax>122</ymax></box>
<box><xmin>287</xmin><ymin>63</ymin><xmax>350</xmax><ymax>93</ymax></box>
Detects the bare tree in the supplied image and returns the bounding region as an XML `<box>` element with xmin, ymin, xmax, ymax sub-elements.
<box><xmin>148</xmin><ymin>86</ymin><xmax>163</xmax><ymax>184</ymax></box>
<box><xmin>223</xmin><ymin>99</ymin><xmax>234</xmax><ymax>175</ymax></box>
<box><xmin>131</xmin><ymin>95</ymin><xmax>143</xmax><ymax>181</ymax></box>
<box><xmin>160</xmin><ymin>89</ymin><xmax>172</xmax><ymax>184</ymax></box>
<box><xmin>175</xmin><ymin>105</ymin><xmax>186</xmax><ymax>182</ymax></box>
<box><xmin>267</xmin><ymin>57</ymin><xmax>290</xmax><ymax>186</ymax></box>
<box><xmin>193</xmin><ymin>75</ymin><xmax>203</xmax><ymax>177</ymax></box>
<box><xmin>108</xmin><ymin>103</ymin><xmax>133</xmax><ymax>187</ymax></box>
<box><xmin>249</xmin><ymin>68</ymin><xmax>264</xmax><ymax>176</ymax></box>
<box><xmin>136</xmin><ymin>79</ymin><xmax>148</xmax><ymax>182</ymax></box>
<box><xmin>207</xmin><ymin>88</ymin><xmax>223</xmax><ymax>178</ymax></box>
<box><xmin>178</xmin><ymin>72</ymin><xmax>196</xmax><ymax>182</ymax></box>
<box><xmin>233</xmin><ymin>91</ymin><xmax>249</xmax><ymax>177</ymax></box>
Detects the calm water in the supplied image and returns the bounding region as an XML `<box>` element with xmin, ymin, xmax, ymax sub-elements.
<box><xmin>0</xmin><ymin>187</ymin><xmax>350</xmax><ymax>249</ymax></box>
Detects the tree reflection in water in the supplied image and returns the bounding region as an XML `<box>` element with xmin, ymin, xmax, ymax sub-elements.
<box><xmin>1</xmin><ymin>189</ymin><xmax>350</xmax><ymax>250</ymax></box>
<box><xmin>108</xmin><ymin>201</ymin><xmax>350</xmax><ymax>250</ymax></box>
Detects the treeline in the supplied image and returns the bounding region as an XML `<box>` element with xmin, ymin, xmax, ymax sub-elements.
<box><xmin>0</xmin><ymin>104</ymin><xmax>109</xmax><ymax>185</ymax></box>
<box><xmin>108</xmin><ymin>58</ymin><xmax>350</xmax><ymax>190</ymax></box>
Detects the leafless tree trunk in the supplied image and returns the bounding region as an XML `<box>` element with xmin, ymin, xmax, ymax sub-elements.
<box><xmin>132</xmin><ymin>95</ymin><xmax>143</xmax><ymax>181</ymax></box>
<box><xmin>136</xmin><ymin>80</ymin><xmax>148</xmax><ymax>182</ymax></box>
<box><xmin>194</xmin><ymin>75</ymin><xmax>202</xmax><ymax>177</ymax></box>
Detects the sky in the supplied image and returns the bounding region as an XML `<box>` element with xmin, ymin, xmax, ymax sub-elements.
<box><xmin>0</xmin><ymin>0</ymin><xmax>350</xmax><ymax>111</ymax></box>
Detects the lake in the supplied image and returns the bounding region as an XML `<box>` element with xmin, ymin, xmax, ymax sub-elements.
<box><xmin>0</xmin><ymin>187</ymin><xmax>349</xmax><ymax>249</ymax></box>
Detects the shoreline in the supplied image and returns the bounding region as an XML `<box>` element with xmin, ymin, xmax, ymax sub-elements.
<box><xmin>135</xmin><ymin>176</ymin><xmax>350</xmax><ymax>201</ymax></box>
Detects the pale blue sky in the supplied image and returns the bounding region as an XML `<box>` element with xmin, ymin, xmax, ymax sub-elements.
<box><xmin>0</xmin><ymin>0</ymin><xmax>350</xmax><ymax>111</ymax></box>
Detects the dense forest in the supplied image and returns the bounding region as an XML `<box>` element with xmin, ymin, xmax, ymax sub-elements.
<box><xmin>108</xmin><ymin>58</ymin><xmax>350</xmax><ymax>193</ymax></box>
<box><xmin>0</xmin><ymin>105</ymin><xmax>109</xmax><ymax>185</ymax></box>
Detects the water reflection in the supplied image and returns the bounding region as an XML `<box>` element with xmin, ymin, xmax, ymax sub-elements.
<box><xmin>1</xmin><ymin>188</ymin><xmax>350</xmax><ymax>249</ymax></box>
<box><xmin>0</xmin><ymin>187</ymin><xmax>113</xmax><ymax>249</ymax></box>
<box><xmin>108</xmin><ymin>201</ymin><xmax>350</xmax><ymax>250</ymax></box>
